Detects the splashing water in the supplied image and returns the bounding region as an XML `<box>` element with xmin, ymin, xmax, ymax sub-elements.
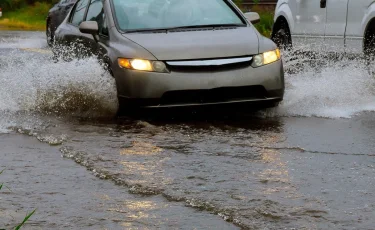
<box><xmin>1</xmin><ymin>31</ymin><xmax>375</xmax><ymax>134</ymax></box>
<box><xmin>0</xmin><ymin>50</ymin><xmax>117</xmax><ymax>115</ymax></box>
<box><xmin>269</xmin><ymin>46</ymin><xmax>375</xmax><ymax>118</ymax></box>
<box><xmin>0</xmin><ymin>32</ymin><xmax>118</xmax><ymax>132</ymax></box>
<box><xmin>0</xmin><ymin>31</ymin><xmax>47</xmax><ymax>49</ymax></box>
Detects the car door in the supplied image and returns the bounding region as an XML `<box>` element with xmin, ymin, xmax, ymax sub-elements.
<box><xmin>80</xmin><ymin>0</ymin><xmax>105</xmax><ymax>56</ymax></box>
<box><xmin>97</xmin><ymin>9</ymin><xmax>111</xmax><ymax>70</ymax></box>
<box><xmin>323</xmin><ymin>0</ymin><xmax>349</xmax><ymax>50</ymax></box>
<box><xmin>345</xmin><ymin>0</ymin><xmax>373</xmax><ymax>52</ymax></box>
<box><xmin>290</xmin><ymin>0</ymin><xmax>326</xmax><ymax>46</ymax></box>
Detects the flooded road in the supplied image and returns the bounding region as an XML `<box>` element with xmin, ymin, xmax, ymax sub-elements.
<box><xmin>1</xmin><ymin>31</ymin><xmax>375</xmax><ymax>229</ymax></box>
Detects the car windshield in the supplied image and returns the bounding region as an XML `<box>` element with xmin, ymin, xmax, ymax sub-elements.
<box><xmin>112</xmin><ymin>0</ymin><xmax>245</xmax><ymax>32</ymax></box>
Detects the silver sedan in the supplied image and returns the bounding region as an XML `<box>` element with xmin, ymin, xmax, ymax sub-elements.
<box><xmin>54</xmin><ymin>0</ymin><xmax>284</xmax><ymax>112</ymax></box>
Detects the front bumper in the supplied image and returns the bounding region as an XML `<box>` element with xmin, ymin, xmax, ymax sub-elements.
<box><xmin>113</xmin><ymin>59</ymin><xmax>284</xmax><ymax>107</ymax></box>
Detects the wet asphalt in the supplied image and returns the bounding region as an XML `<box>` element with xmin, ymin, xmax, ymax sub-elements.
<box><xmin>0</xmin><ymin>31</ymin><xmax>374</xmax><ymax>230</ymax></box>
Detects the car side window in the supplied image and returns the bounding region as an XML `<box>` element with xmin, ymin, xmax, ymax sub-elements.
<box><xmin>100</xmin><ymin>13</ymin><xmax>109</xmax><ymax>37</ymax></box>
<box><xmin>71</xmin><ymin>0</ymin><xmax>90</xmax><ymax>26</ymax></box>
<box><xmin>86</xmin><ymin>0</ymin><xmax>103</xmax><ymax>21</ymax></box>
<box><xmin>86</xmin><ymin>0</ymin><xmax>108</xmax><ymax>37</ymax></box>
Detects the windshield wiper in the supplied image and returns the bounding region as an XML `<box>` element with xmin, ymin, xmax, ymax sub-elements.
<box><xmin>167</xmin><ymin>23</ymin><xmax>246</xmax><ymax>30</ymax></box>
<box><xmin>123</xmin><ymin>24</ymin><xmax>246</xmax><ymax>33</ymax></box>
<box><xmin>124</xmin><ymin>28</ymin><xmax>168</xmax><ymax>33</ymax></box>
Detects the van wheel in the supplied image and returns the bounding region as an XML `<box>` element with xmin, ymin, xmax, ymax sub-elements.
<box><xmin>272</xmin><ymin>20</ymin><xmax>292</xmax><ymax>50</ymax></box>
<box><xmin>364</xmin><ymin>28</ymin><xmax>375</xmax><ymax>62</ymax></box>
<box><xmin>364</xmin><ymin>21</ymin><xmax>375</xmax><ymax>75</ymax></box>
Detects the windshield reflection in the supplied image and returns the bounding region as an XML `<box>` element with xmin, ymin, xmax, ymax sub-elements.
<box><xmin>112</xmin><ymin>0</ymin><xmax>245</xmax><ymax>31</ymax></box>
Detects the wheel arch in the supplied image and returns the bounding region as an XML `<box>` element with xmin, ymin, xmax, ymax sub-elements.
<box><xmin>363</xmin><ymin>17</ymin><xmax>375</xmax><ymax>51</ymax></box>
<box><xmin>271</xmin><ymin>15</ymin><xmax>293</xmax><ymax>48</ymax></box>
<box><xmin>362</xmin><ymin>3</ymin><xmax>375</xmax><ymax>48</ymax></box>
<box><xmin>273</xmin><ymin>2</ymin><xmax>294</xmax><ymax>34</ymax></box>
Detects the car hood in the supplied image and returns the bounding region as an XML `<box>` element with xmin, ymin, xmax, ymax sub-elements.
<box><xmin>122</xmin><ymin>27</ymin><xmax>260</xmax><ymax>61</ymax></box>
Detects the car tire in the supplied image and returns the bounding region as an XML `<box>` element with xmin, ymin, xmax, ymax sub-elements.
<box><xmin>117</xmin><ymin>97</ymin><xmax>127</xmax><ymax>116</ymax></box>
<box><xmin>364</xmin><ymin>21</ymin><xmax>375</xmax><ymax>75</ymax></box>
<box><xmin>46</xmin><ymin>21</ymin><xmax>54</xmax><ymax>47</ymax></box>
<box><xmin>272</xmin><ymin>20</ymin><xmax>292</xmax><ymax>50</ymax></box>
<box><xmin>110</xmin><ymin>67</ymin><xmax>131</xmax><ymax>117</ymax></box>
<box><xmin>263</xmin><ymin>100</ymin><xmax>282</xmax><ymax>109</ymax></box>
<box><xmin>364</xmin><ymin>27</ymin><xmax>375</xmax><ymax>62</ymax></box>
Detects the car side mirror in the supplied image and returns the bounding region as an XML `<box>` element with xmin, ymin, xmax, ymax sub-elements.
<box><xmin>79</xmin><ymin>21</ymin><xmax>100</xmax><ymax>41</ymax></box>
<box><xmin>244</xmin><ymin>12</ymin><xmax>260</xmax><ymax>24</ymax></box>
<box><xmin>79</xmin><ymin>21</ymin><xmax>99</xmax><ymax>35</ymax></box>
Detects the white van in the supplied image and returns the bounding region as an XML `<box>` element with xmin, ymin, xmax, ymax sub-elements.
<box><xmin>272</xmin><ymin>0</ymin><xmax>375</xmax><ymax>55</ymax></box>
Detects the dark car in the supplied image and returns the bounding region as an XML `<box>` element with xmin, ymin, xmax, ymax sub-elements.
<box><xmin>46</xmin><ymin>0</ymin><xmax>77</xmax><ymax>46</ymax></box>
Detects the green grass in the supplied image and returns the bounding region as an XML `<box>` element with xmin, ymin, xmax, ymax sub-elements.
<box><xmin>0</xmin><ymin>168</ymin><xmax>4</xmax><ymax>191</ymax></box>
<box><xmin>233</xmin><ymin>0</ymin><xmax>275</xmax><ymax>37</ymax></box>
<box><xmin>0</xmin><ymin>2</ymin><xmax>50</xmax><ymax>30</ymax></box>
<box><xmin>0</xmin><ymin>168</ymin><xmax>36</xmax><ymax>229</ymax></box>
<box><xmin>254</xmin><ymin>11</ymin><xmax>274</xmax><ymax>38</ymax></box>
<box><xmin>14</xmin><ymin>209</ymin><xmax>37</xmax><ymax>230</ymax></box>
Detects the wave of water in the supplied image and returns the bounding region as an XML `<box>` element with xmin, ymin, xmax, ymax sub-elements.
<box><xmin>0</xmin><ymin>32</ymin><xmax>375</xmax><ymax>134</ymax></box>
<box><xmin>0</xmin><ymin>31</ymin><xmax>47</xmax><ymax>49</ymax></box>
<box><xmin>264</xmin><ymin>47</ymin><xmax>375</xmax><ymax>118</ymax></box>
<box><xmin>0</xmin><ymin>32</ymin><xmax>117</xmax><ymax>133</ymax></box>
<box><xmin>0</xmin><ymin>51</ymin><xmax>117</xmax><ymax>112</ymax></box>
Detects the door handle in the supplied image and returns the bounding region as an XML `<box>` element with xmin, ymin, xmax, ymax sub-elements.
<box><xmin>320</xmin><ymin>0</ymin><xmax>327</xmax><ymax>8</ymax></box>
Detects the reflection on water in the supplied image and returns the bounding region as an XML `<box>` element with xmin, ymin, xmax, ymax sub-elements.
<box><xmin>120</xmin><ymin>141</ymin><xmax>163</xmax><ymax>155</ymax></box>
<box><xmin>1</xmin><ymin>31</ymin><xmax>375</xmax><ymax>229</ymax></box>
<box><xmin>56</xmin><ymin>117</ymin><xmax>336</xmax><ymax>229</ymax></box>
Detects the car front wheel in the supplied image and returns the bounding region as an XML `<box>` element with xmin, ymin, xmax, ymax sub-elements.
<box><xmin>46</xmin><ymin>21</ymin><xmax>54</xmax><ymax>47</ymax></box>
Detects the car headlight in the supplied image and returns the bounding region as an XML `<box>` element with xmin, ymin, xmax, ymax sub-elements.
<box><xmin>118</xmin><ymin>58</ymin><xmax>169</xmax><ymax>73</ymax></box>
<box><xmin>252</xmin><ymin>49</ymin><xmax>281</xmax><ymax>67</ymax></box>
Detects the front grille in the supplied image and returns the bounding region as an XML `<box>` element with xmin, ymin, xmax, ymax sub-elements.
<box><xmin>160</xmin><ymin>86</ymin><xmax>267</xmax><ymax>105</ymax></box>
<box><xmin>167</xmin><ymin>61</ymin><xmax>251</xmax><ymax>72</ymax></box>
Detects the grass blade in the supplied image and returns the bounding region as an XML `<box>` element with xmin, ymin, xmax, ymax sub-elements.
<box><xmin>0</xmin><ymin>168</ymin><xmax>4</xmax><ymax>191</ymax></box>
<box><xmin>14</xmin><ymin>209</ymin><xmax>36</xmax><ymax>230</ymax></box>
<box><xmin>5</xmin><ymin>185</ymin><xmax>12</xmax><ymax>192</ymax></box>
<box><xmin>0</xmin><ymin>184</ymin><xmax>12</xmax><ymax>192</ymax></box>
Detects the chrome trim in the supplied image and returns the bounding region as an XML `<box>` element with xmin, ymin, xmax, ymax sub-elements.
<box><xmin>166</xmin><ymin>57</ymin><xmax>253</xmax><ymax>67</ymax></box>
